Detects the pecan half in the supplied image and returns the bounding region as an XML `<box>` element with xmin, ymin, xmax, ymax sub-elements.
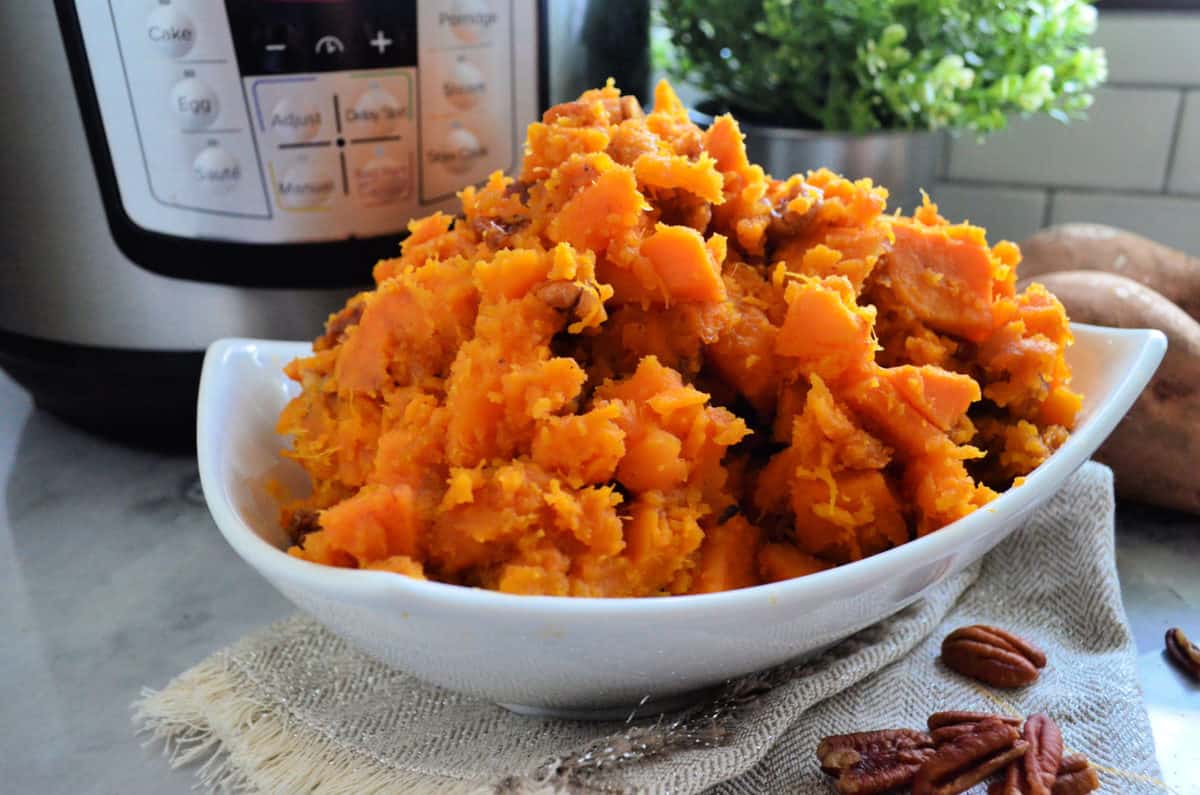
<box><xmin>928</xmin><ymin>711</ymin><xmax>1021</xmax><ymax>745</ymax></box>
<box><xmin>912</xmin><ymin>719</ymin><xmax>1027</xmax><ymax>795</ymax></box>
<box><xmin>1052</xmin><ymin>754</ymin><xmax>1100</xmax><ymax>795</ymax></box>
<box><xmin>987</xmin><ymin>751</ymin><xmax>1099</xmax><ymax>795</ymax></box>
<box><xmin>816</xmin><ymin>729</ymin><xmax>936</xmax><ymax>794</ymax></box>
<box><xmin>1019</xmin><ymin>714</ymin><xmax>1064</xmax><ymax>795</ymax></box>
<box><xmin>941</xmin><ymin>625</ymin><xmax>1047</xmax><ymax>688</ymax></box>
<box><xmin>1166</xmin><ymin>627</ymin><xmax>1200</xmax><ymax>681</ymax></box>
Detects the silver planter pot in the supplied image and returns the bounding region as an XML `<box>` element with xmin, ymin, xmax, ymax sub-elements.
<box><xmin>690</xmin><ymin>106</ymin><xmax>942</xmax><ymax>213</ymax></box>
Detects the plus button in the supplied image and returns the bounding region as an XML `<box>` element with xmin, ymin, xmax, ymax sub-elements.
<box><xmin>369</xmin><ymin>30</ymin><xmax>393</xmax><ymax>54</ymax></box>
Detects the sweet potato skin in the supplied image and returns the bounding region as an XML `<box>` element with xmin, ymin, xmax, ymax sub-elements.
<box><xmin>1020</xmin><ymin>224</ymin><xmax>1200</xmax><ymax>321</ymax></box>
<box><xmin>1026</xmin><ymin>271</ymin><xmax>1200</xmax><ymax>513</ymax></box>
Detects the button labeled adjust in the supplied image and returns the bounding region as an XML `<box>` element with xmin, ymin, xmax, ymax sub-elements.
<box><xmin>170</xmin><ymin>77</ymin><xmax>219</xmax><ymax>130</ymax></box>
<box><xmin>193</xmin><ymin>145</ymin><xmax>240</xmax><ymax>193</ymax></box>
<box><xmin>269</xmin><ymin>96</ymin><xmax>322</xmax><ymax>143</ymax></box>
<box><xmin>146</xmin><ymin>6</ymin><xmax>196</xmax><ymax>58</ymax></box>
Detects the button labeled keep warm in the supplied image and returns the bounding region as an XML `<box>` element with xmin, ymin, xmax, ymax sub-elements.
<box><xmin>170</xmin><ymin>78</ymin><xmax>219</xmax><ymax>130</ymax></box>
<box><xmin>354</xmin><ymin>153</ymin><xmax>409</xmax><ymax>207</ymax></box>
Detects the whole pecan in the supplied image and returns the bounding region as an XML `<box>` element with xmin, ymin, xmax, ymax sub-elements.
<box><xmin>927</xmin><ymin>711</ymin><xmax>1021</xmax><ymax>745</ymax></box>
<box><xmin>987</xmin><ymin>751</ymin><xmax>1099</xmax><ymax>795</ymax></box>
<box><xmin>941</xmin><ymin>625</ymin><xmax>1047</xmax><ymax>688</ymax></box>
<box><xmin>816</xmin><ymin>728</ymin><xmax>936</xmax><ymax>794</ymax></box>
<box><xmin>1165</xmin><ymin>627</ymin><xmax>1200</xmax><ymax>681</ymax></box>
<box><xmin>1052</xmin><ymin>754</ymin><xmax>1100</xmax><ymax>795</ymax></box>
<box><xmin>912</xmin><ymin>719</ymin><xmax>1027</xmax><ymax>795</ymax></box>
<box><xmin>1020</xmin><ymin>714</ymin><xmax>1064</xmax><ymax>795</ymax></box>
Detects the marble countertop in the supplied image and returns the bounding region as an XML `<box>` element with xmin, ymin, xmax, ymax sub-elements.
<box><xmin>1</xmin><ymin>370</ymin><xmax>1196</xmax><ymax>794</ymax></box>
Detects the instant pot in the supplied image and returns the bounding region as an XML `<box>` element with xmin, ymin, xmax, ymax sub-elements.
<box><xmin>0</xmin><ymin>1</ymin><xmax>648</xmax><ymax>447</ymax></box>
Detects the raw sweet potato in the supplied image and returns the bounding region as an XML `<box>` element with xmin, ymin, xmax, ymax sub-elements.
<box><xmin>1020</xmin><ymin>224</ymin><xmax>1200</xmax><ymax>321</ymax></box>
<box><xmin>1023</xmin><ymin>270</ymin><xmax>1200</xmax><ymax>513</ymax></box>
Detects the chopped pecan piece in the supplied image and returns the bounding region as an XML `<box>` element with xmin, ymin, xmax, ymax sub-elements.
<box><xmin>816</xmin><ymin>729</ymin><xmax>936</xmax><ymax>794</ymax></box>
<box><xmin>471</xmin><ymin>216</ymin><xmax>530</xmax><ymax>249</ymax></box>
<box><xmin>315</xmin><ymin>300</ymin><xmax>365</xmax><ymax>351</ymax></box>
<box><xmin>534</xmin><ymin>281</ymin><xmax>606</xmax><ymax>330</ymax></box>
<box><xmin>285</xmin><ymin>509</ymin><xmax>321</xmax><ymax>545</ymax></box>
<box><xmin>503</xmin><ymin>180</ymin><xmax>532</xmax><ymax>203</ymax></box>
<box><xmin>1165</xmin><ymin>627</ymin><xmax>1200</xmax><ymax>681</ymax></box>
<box><xmin>941</xmin><ymin>625</ymin><xmax>1047</xmax><ymax>688</ymax></box>
<box><xmin>912</xmin><ymin>719</ymin><xmax>1026</xmax><ymax>795</ymax></box>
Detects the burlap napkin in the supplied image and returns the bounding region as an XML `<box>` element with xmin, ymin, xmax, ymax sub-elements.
<box><xmin>135</xmin><ymin>462</ymin><xmax>1166</xmax><ymax>793</ymax></box>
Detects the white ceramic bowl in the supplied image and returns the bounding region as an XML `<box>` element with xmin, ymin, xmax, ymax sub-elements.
<box><xmin>198</xmin><ymin>325</ymin><xmax>1164</xmax><ymax>716</ymax></box>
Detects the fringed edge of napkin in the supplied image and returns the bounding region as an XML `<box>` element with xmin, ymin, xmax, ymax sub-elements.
<box><xmin>132</xmin><ymin>654</ymin><xmax>500</xmax><ymax>795</ymax></box>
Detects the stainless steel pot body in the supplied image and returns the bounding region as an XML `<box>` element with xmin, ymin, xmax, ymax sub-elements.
<box><xmin>691</xmin><ymin>108</ymin><xmax>941</xmax><ymax>213</ymax></box>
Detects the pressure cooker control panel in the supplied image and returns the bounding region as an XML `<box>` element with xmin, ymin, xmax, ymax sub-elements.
<box><xmin>72</xmin><ymin>0</ymin><xmax>538</xmax><ymax>245</ymax></box>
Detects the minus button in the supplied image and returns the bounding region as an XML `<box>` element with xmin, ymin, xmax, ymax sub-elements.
<box><xmin>265</xmin><ymin>43</ymin><xmax>287</xmax><ymax>52</ymax></box>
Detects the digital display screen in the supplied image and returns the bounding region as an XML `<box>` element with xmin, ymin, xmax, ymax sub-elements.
<box><xmin>224</xmin><ymin>0</ymin><xmax>417</xmax><ymax>76</ymax></box>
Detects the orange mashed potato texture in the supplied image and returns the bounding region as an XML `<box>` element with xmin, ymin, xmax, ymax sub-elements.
<box><xmin>278</xmin><ymin>80</ymin><xmax>1080</xmax><ymax>597</ymax></box>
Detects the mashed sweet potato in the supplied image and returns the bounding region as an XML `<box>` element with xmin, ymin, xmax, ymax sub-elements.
<box><xmin>277</xmin><ymin>80</ymin><xmax>1080</xmax><ymax>597</ymax></box>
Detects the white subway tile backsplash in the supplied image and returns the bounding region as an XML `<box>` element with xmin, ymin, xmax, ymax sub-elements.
<box><xmin>930</xmin><ymin>183</ymin><xmax>1048</xmax><ymax>244</ymax></box>
<box><xmin>1168</xmin><ymin>91</ymin><xmax>1200</xmax><ymax>195</ymax></box>
<box><xmin>1093</xmin><ymin>12</ymin><xmax>1200</xmax><ymax>86</ymax></box>
<box><xmin>1050</xmin><ymin>191</ymin><xmax>1200</xmax><ymax>256</ymax></box>
<box><xmin>947</xmin><ymin>87</ymin><xmax>1179</xmax><ymax>191</ymax></box>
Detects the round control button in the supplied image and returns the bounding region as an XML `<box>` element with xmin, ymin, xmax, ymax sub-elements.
<box><xmin>444</xmin><ymin>57</ymin><xmax>486</xmax><ymax>110</ymax></box>
<box><xmin>346</xmin><ymin>86</ymin><xmax>402</xmax><ymax>137</ymax></box>
<box><xmin>146</xmin><ymin>6</ymin><xmax>196</xmax><ymax>58</ymax></box>
<box><xmin>432</xmin><ymin>124</ymin><xmax>487</xmax><ymax>175</ymax></box>
<box><xmin>276</xmin><ymin>159</ymin><xmax>336</xmax><ymax>209</ymax></box>
<box><xmin>269</xmin><ymin>96</ymin><xmax>322</xmax><ymax>143</ymax></box>
<box><xmin>354</xmin><ymin>153</ymin><xmax>408</xmax><ymax>207</ymax></box>
<box><xmin>170</xmin><ymin>78</ymin><xmax>219</xmax><ymax>130</ymax></box>
<box><xmin>447</xmin><ymin>0</ymin><xmax>495</xmax><ymax>45</ymax></box>
<box><xmin>192</xmin><ymin>146</ymin><xmax>240</xmax><ymax>193</ymax></box>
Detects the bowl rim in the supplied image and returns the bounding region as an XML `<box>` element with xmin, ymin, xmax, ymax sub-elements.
<box><xmin>198</xmin><ymin>324</ymin><xmax>1165</xmax><ymax>619</ymax></box>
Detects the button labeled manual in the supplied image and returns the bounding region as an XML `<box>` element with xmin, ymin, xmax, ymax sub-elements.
<box><xmin>276</xmin><ymin>159</ymin><xmax>336</xmax><ymax>209</ymax></box>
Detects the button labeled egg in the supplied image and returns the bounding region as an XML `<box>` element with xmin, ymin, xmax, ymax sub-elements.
<box><xmin>170</xmin><ymin>78</ymin><xmax>219</xmax><ymax>130</ymax></box>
